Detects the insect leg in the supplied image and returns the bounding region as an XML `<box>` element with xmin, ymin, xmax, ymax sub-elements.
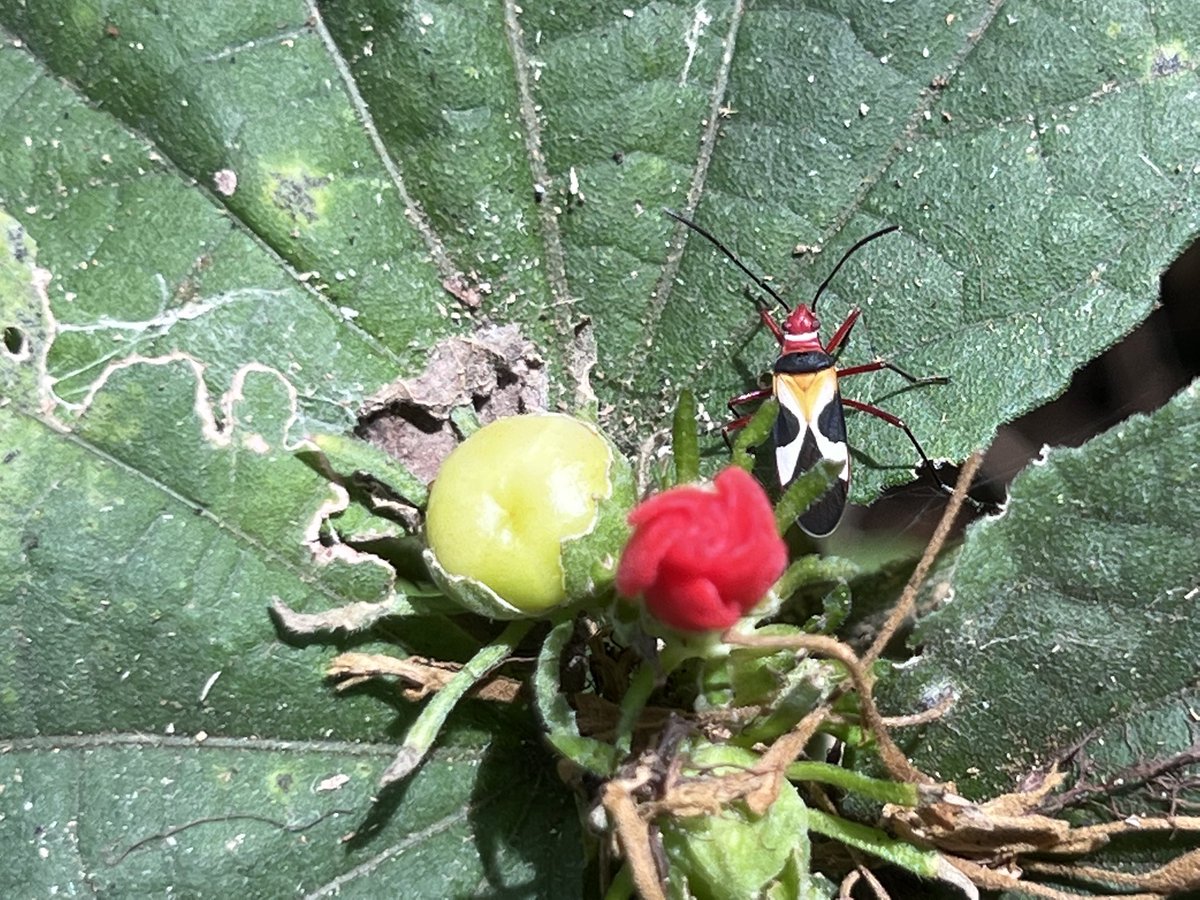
<box><xmin>756</xmin><ymin>307</ymin><xmax>786</xmax><ymax>345</ymax></box>
<box><xmin>728</xmin><ymin>386</ymin><xmax>773</xmax><ymax>410</ymax></box>
<box><xmin>837</xmin><ymin>359</ymin><xmax>948</xmax><ymax>386</ymax></box>
<box><xmin>722</xmin><ymin>387</ymin><xmax>773</xmax><ymax>447</ymax></box>
<box><xmin>721</xmin><ymin>413</ymin><xmax>757</xmax><ymax>447</ymax></box>
<box><xmin>824</xmin><ymin>307</ymin><xmax>862</xmax><ymax>354</ymax></box>
<box><xmin>840</xmin><ymin>397</ymin><xmax>951</xmax><ymax>494</ymax></box>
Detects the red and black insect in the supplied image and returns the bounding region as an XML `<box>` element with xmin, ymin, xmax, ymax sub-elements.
<box><xmin>667</xmin><ymin>210</ymin><xmax>949</xmax><ymax>536</ymax></box>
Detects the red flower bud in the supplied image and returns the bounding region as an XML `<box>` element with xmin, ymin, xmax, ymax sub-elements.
<box><xmin>616</xmin><ymin>467</ymin><xmax>788</xmax><ymax>632</ymax></box>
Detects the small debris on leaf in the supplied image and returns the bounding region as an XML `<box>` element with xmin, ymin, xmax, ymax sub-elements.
<box><xmin>213</xmin><ymin>169</ymin><xmax>238</xmax><ymax>196</ymax></box>
<box><xmin>442</xmin><ymin>273</ymin><xmax>490</xmax><ymax>309</ymax></box>
<box><xmin>316</xmin><ymin>773</ymin><xmax>351</xmax><ymax>792</ymax></box>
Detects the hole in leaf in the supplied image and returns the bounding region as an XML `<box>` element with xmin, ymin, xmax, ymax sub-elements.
<box><xmin>3</xmin><ymin>326</ymin><xmax>26</xmax><ymax>357</ymax></box>
<box><xmin>355</xmin><ymin>324</ymin><xmax>547</xmax><ymax>483</ymax></box>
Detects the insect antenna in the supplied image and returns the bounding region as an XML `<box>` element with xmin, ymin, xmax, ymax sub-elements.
<box><xmin>665</xmin><ymin>209</ymin><xmax>790</xmax><ymax>312</ymax></box>
<box><xmin>810</xmin><ymin>225</ymin><xmax>899</xmax><ymax>311</ymax></box>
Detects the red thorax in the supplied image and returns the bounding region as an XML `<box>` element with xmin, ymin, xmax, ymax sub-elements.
<box><xmin>780</xmin><ymin>304</ymin><xmax>823</xmax><ymax>354</ymax></box>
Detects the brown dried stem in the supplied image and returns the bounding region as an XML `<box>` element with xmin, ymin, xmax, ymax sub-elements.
<box><xmin>326</xmin><ymin>651</ymin><xmax>522</xmax><ymax>702</ymax></box>
<box><xmin>863</xmin><ymin>450</ymin><xmax>984</xmax><ymax>668</ymax></box>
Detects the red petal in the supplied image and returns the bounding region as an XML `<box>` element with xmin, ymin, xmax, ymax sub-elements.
<box><xmin>645</xmin><ymin>576</ymin><xmax>740</xmax><ymax>631</ymax></box>
<box><xmin>617</xmin><ymin>466</ymin><xmax>789</xmax><ymax>630</ymax></box>
<box><xmin>627</xmin><ymin>483</ymin><xmax>713</xmax><ymax>525</ymax></box>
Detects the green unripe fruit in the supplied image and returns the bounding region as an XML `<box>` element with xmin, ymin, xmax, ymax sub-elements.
<box><xmin>424</xmin><ymin>414</ymin><xmax>634</xmax><ymax>618</ymax></box>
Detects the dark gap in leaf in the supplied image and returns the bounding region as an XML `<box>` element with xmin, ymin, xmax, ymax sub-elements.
<box><xmin>340</xmin><ymin>533</ymin><xmax>425</xmax><ymax>575</ymax></box>
<box><xmin>492</xmin><ymin>364</ymin><xmax>519</xmax><ymax>393</ymax></box>
<box><xmin>292</xmin><ymin>443</ymin><xmax>424</xmax><ymax>535</ymax></box>
<box><xmin>851</xmin><ymin>237</ymin><xmax>1200</xmax><ymax>542</ymax></box>
<box><xmin>355</xmin><ymin>324</ymin><xmax>548</xmax><ymax>482</ymax></box>
<box><xmin>3</xmin><ymin>325</ymin><xmax>25</xmax><ymax>356</ymax></box>
<box><xmin>355</xmin><ymin>405</ymin><xmax>460</xmax><ymax>486</ymax></box>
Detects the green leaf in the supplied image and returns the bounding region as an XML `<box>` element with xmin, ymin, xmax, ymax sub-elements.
<box><xmin>1</xmin><ymin>1</ymin><xmax>1198</xmax><ymax>894</ymax></box>
<box><xmin>884</xmin><ymin>382</ymin><xmax>1200</xmax><ymax>801</ymax></box>
<box><xmin>0</xmin><ymin>735</ymin><xmax>580</xmax><ymax>898</ymax></box>
<box><xmin>305</xmin><ymin>431</ymin><xmax>429</xmax><ymax>508</ymax></box>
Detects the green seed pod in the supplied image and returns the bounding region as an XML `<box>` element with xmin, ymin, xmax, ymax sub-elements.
<box><xmin>424</xmin><ymin>413</ymin><xmax>634</xmax><ymax>618</ymax></box>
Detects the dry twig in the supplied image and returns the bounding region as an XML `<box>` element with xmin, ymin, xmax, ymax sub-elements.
<box><xmin>326</xmin><ymin>651</ymin><xmax>522</xmax><ymax>702</ymax></box>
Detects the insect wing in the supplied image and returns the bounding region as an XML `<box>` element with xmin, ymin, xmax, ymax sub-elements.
<box><xmin>772</xmin><ymin>370</ymin><xmax>850</xmax><ymax>537</ymax></box>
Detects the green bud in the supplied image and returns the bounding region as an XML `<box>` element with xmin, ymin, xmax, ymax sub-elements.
<box><xmin>424</xmin><ymin>414</ymin><xmax>634</xmax><ymax>618</ymax></box>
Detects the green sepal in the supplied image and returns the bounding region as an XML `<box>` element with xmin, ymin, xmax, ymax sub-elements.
<box><xmin>559</xmin><ymin>428</ymin><xmax>636</xmax><ymax>604</ymax></box>
<box><xmin>730</xmin><ymin>398</ymin><xmax>777</xmax><ymax>472</ymax></box>
<box><xmin>300</xmin><ymin>430</ymin><xmax>428</xmax><ymax>507</ymax></box>
<box><xmin>671</xmin><ymin>389</ymin><xmax>700</xmax><ymax>485</ymax></box>
<box><xmin>774</xmin><ymin>459</ymin><xmax>843</xmax><ymax>535</ymax></box>
<box><xmin>534</xmin><ymin>617</ymin><xmax>619</xmax><ymax>776</ymax></box>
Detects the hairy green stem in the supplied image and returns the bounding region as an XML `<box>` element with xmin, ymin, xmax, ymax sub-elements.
<box><xmin>380</xmin><ymin>618</ymin><xmax>533</xmax><ymax>787</ymax></box>
<box><xmin>786</xmin><ymin>761</ymin><xmax>920</xmax><ymax>806</ymax></box>
<box><xmin>614</xmin><ymin>661</ymin><xmax>659</xmax><ymax>755</ymax></box>
<box><xmin>807</xmin><ymin>808</ymin><xmax>940</xmax><ymax>878</ymax></box>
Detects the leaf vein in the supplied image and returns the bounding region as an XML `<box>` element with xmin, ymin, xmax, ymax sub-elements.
<box><xmin>303</xmin><ymin>808</ymin><xmax>469</xmax><ymax>899</ymax></box>
<box><xmin>503</xmin><ymin>0</ymin><xmax>579</xmax><ymax>384</ymax></box>
<box><xmin>11</xmin><ymin>406</ymin><xmax>383</xmax><ymax>619</ymax></box>
<box><xmin>826</xmin><ymin>0</ymin><xmax>1010</xmax><ymax>241</ymax></box>
<box><xmin>304</xmin><ymin>0</ymin><xmax>458</xmax><ymax>282</ymax></box>
<box><xmin>650</xmin><ymin>0</ymin><xmax>748</xmax><ymax>339</ymax></box>
<box><xmin>0</xmin><ymin>731</ymin><xmax>468</xmax><ymax>758</ymax></box>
